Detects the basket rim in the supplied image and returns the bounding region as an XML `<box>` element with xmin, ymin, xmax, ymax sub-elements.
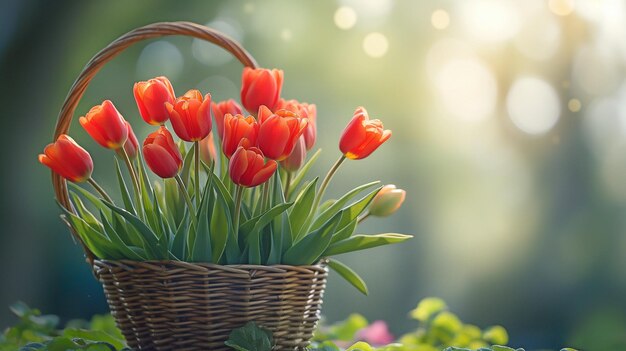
<box><xmin>93</xmin><ymin>259</ymin><xmax>328</xmax><ymax>274</ymax></box>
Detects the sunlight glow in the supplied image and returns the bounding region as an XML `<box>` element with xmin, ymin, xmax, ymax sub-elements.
<box><xmin>363</xmin><ymin>32</ymin><xmax>389</xmax><ymax>58</ymax></box>
<box><xmin>431</xmin><ymin>9</ymin><xmax>450</xmax><ymax>30</ymax></box>
<box><xmin>507</xmin><ymin>77</ymin><xmax>561</xmax><ymax>135</ymax></box>
<box><xmin>334</xmin><ymin>6</ymin><xmax>357</xmax><ymax>30</ymax></box>
<box><xmin>458</xmin><ymin>0</ymin><xmax>521</xmax><ymax>42</ymax></box>
<box><xmin>136</xmin><ymin>41</ymin><xmax>183</xmax><ymax>79</ymax></box>
<box><xmin>549</xmin><ymin>0</ymin><xmax>575</xmax><ymax>16</ymax></box>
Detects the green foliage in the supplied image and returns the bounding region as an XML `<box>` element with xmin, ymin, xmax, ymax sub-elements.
<box><xmin>0</xmin><ymin>302</ymin><xmax>127</xmax><ymax>351</ymax></box>
<box><xmin>224</xmin><ymin>322</ymin><xmax>274</xmax><ymax>351</ymax></box>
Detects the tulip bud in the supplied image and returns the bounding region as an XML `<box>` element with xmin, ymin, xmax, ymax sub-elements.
<box><xmin>240</xmin><ymin>67</ymin><xmax>283</xmax><ymax>114</ymax></box>
<box><xmin>222</xmin><ymin>114</ymin><xmax>259</xmax><ymax>158</ymax></box>
<box><xmin>166</xmin><ymin>89</ymin><xmax>212</xmax><ymax>142</ymax></box>
<box><xmin>79</xmin><ymin>100</ymin><xmax>128</xmax><ymax>149</ymax></box>
<box><xmin>257</xmin><ymin>108</ymin><xmax>308</xmax><ymax>161</ymax></box>
<box><xmin>211</xmin><ymin>99</ymin><xmax>242</xmax><ymax>139</ymax></box>
<box><xmin>199</xmin><ymin>132</ymin><xmax>217</xmax><ymax>165</ymax></box>
<box><xmin>143</xmin><ymin>127</ymin><xmax>182</xmax><ymax>178</ymax></box>
<box><xmin>133</xmin><ymin>76</ymin><xmax>176</xmax><ymax>125</ymax></box>
<box><xmin>122</xmin><ymin>121</ymin><xmax>139</xmax><ymax>159</ymax></box>
<box><xmin>38</xmin><ymin>135</ymin><xmax>93</xmax><ymax>183</ymax></box>
<box><xmin>339</xmin><ymin>107</ymin><xmax>391</xmax><ymax>160</ymax></box>
<box><xmin>369</xmin><ymin>185</ymin><xmax>406</xmax><ymax>217</ymax></box>
<box><xmin>229</xmin><ymin>139</ymin><xmax>277</xmax><ymax>188</ymax></box>
<box><xmin>280</xmin><ymin>137</ymin><xmax>306</xmax><ymax>172</ymax></box>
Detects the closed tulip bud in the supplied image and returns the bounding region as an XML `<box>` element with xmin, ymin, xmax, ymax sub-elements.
<box><xmin>241</xmin><ymin>67</ymin><xmax>283</xmax><ymax>114</ymax></box>
<box><xmin>369</xmin><ymin>185</ymin><xmax>406</xmax><ymax>217</ymax></box>
<box><xmin>166</xmin><ymin>89</ymin><xmax>212</xmax><ymax>142</ymax></box>
<box><xmin>143</xmin><ymin>127</ymin><xmax>182</xmax><ymax>178</ymax></box>
<box><xmin>211</xmin><ymin>99</ymin><xmax>242</xmax><ymax>139</ymax></box>
<box><xmin>133</xmin><ymin>76</ymin><xmax>176</xmax><ymax>125</ymax></box>
<box><xmin>199</xmin><ymin>132</ymin><xmax>217</xmax><ymax>165</ymax></box>
<box><xmin>79</xmin><ymin>100</ymin><xmax>128</xmax><ymax>149</ymax></box>
<box><xmin>222</xmin><ymin>113</ymin><xmax>259</xmax><ymax>158</ymax></box>
<box><xmin>229</xmin><ymin>140</ymin><xmax>277</xmax><ymax>188</ymax></box>
<box><xmin>122</xmin><ymin>121</ymin><xmax>139</xmax><ymax>159</ymax></box>
<box><xmin>276</xmin><ymin>99</ymin><xmax>317</xmax><ymax>150</ymax></box>
<box><xmin>339</xmin><ymin>107</ymin><xmax>391</xmax><ymax>160</ymax></box>
<box><xmin>257</xmin><ymin>108</ymin><xmax>308</xmax><ymax>161</ymax></box>
<box><xmin>38</xmin><ymin>135</ymin><xmax>93</xmax><ymax>183</ymax></box>
<box><xmin>280</xmin><ymin>136</ymin><xmax>306</xmax><ymax>172</ymax></box>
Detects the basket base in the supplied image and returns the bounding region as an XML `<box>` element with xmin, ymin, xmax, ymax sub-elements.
<box><xmin>94</xmin><ymin>260</ymin><xmax>327</xmax><ymax>351</ymax></box>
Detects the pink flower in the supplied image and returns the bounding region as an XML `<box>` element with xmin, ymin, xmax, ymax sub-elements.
<box><xmin>356</xmin><ymin>321</ymin><xmax>394</xmax><ymax>346</ymax></box>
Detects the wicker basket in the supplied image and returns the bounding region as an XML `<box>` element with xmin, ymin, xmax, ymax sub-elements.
<box><xmin>50</xmin><ymin>22</ymin><xmax>329</xmax><ymax>350</ymax></box>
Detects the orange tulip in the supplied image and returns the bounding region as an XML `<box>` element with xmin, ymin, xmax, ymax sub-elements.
<box><xmin>211</xmin><ymin>99</ymin><xmax>242</xmax><ymax>139</ymax></box>
<box><xmin>222</xmin><ymin>113</ymin><xmax>259</xmax><ymax>158</ymax></box>
<box><xmin>257</xmin><ymin>108</ymin><xmax>308</xmax><ymax>161</ymax></box>
<box><xmin>339</xmin><ymin>107</ymin><xmax>391</xmax><ymax>160</ymax></box>
<box><xmin>240</xmin><ymin>67</ymin><xmax>283</xmax><ymax>114</ymax></box>
<box><xmin>369</xmin><ymin>185</ymin><xmax>406</xmax><ymax>217</ymax></box>
<box><xmin>199</xmin><ymin>132</ymin><xmax>217</xmax><ymax>165</ymax></box>
<box><xmin>143</xmin><ymin>127</ymin><xmax>182</xmax><ymax>178</ymax></box>
<box><xmin>79</xmin><ymin>100</ymin><xmax>128</xmax><ymax>149</ymax></box>
<box><xmin>122</xmin><ymin>121</ymin><xmax>139</xmax><ymax>159</ymax></box>
<box><xmin>229</xmin><ymin>140</ymin><xmax>277</xmax><ymax>188</ymax></box>
<box><xmin>276</xmin><ymin>99</ymin><xmax>317</xmax><ymax>150</ymax></box>
<box><xmin>133</xmin><ymin>76</ymin><xmax>176</xmax><ymax>125</ymax></box>
<box><xmin>166</xmin><ymin>90</ymin><xmax>212</xmax><ymax>142</ymax></box>
<box><xmin>38</xmin><ymin>135</ymin><xmax>93</xmax><ymax>183</ymax></box>
<box><xmin>280</xmin><ymin>137</ymin><xmax>306</xmax><ymax>172</ymax></box>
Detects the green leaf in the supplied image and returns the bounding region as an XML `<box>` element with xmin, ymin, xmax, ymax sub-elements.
<box><xmin>410</xmin><ymin>297</ymin><xmax>448</xmax><ymax>323</ymax></box>
<box><xmin>266</xmin><ymin>173</ymin><xmax>292</xmax><ymax>264</ymax></box>
<box><xmin>335</xmin><ymin>187</ymin><xmax>381</xmax><ymax>231</ymax></box>
<box><xmin>324</xmin><ymin>233</ymin><xmax>412</xmax><ymax>256</ymax></box>
<box><xmin>190</xmin><ymin>175</ymin><xmax>213</xmax><ymax>262</ymax></box>
<box><xmin>289</xmin><ymin>178</ymin><xmax>318</xmax><ymax>241</ymax></box>
<box><xmin>180</xmin><ymin>144</ymin><xmax>195</xmax><ymax>188</ymax></box>
<box><xmin>164</xmin><ymin>178</ymin><xmax>183</xmax><ymax>228</ymax></box>
<box><xmin>346</xmin><ymin>341</ymin><xmax>375</xmax><ymax>351</ymax></box>
<box><xmin>288</xmin><ymin>148</ymin><xmax>321</xmax><ymax>200</ymax></box>
<box><xmin>70</xmin><ymin>192</ymin><xmax>102</xmax><ymax>232</ymax></box>
<box><xmin>283</xmin><ymin>212</ymin><xmax>342</xmax><ymax>265</ymax></box>
<box><xmin>62</xmin><ymin>329</ymin><xmax>125</xmax><ymax>350</ymax></box>
<box><xmin>114</xmin><ymin>158</ymin><xmax>136</xmax><ymax>216</ymax></box>
<box><xmin>224</xmin><ymin>321</ymin><xmax>274</xmax><ymax>351</ymax></box>
<box><xmin>58</xmin><ymin>208</ymin><xmax>121</xmax><ymax>260</ymax></box>
<box><xmin>102</xmin><ymin>201</ymin><xmax>163</xmax><ymax>259</ymax></box>
<box><xmin>483</xmin><ymin>326</ymin><xmax>509</xmax><ymax>346</ymax></box>
<box><xmin>170</xmin><ymin>211</ymin><xmax>189</xmax><ymax>260</ymax></box>
<box><xmin>330</xmin><ymin>218</ymin><xmax>357</xmax><ymax>244</ymax></box>
<box><xmin>327</xmin><ymin>259</ymin><xmax>368</xmax><ymax>295</ymax></box>
<box><xmin>99</xmin><ymin>211</ymin><xmax>145</xmax><ymax>260</ymax></box>
<box><xmin>68</xmin><ymin>183</ymin><xmax>112</xmax><ymax>222</ymax></box>
<box><xmin>310</xmin><ymin>181</ymin><xmax>380</xmax><ymax>232</ymax></box>
<box><xmin>210</xmin><ymin>188</ymin><xmax>231</xmax><ymax>263</ymax></box>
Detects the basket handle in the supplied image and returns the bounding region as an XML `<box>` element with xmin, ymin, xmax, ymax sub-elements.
<box><xmin>51</xmin><ymin>21</ymin><xmax>258</xmax><ymax>264</ymax></box>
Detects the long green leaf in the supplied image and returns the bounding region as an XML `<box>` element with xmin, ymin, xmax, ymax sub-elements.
<box><xmin>330</xmin><ymin>218</ymin><xmax>358</xmax><ymax>244</ymax></box>
<box><xmin>69</xmin><ymin>192</ymin><xmax>101</xmax><ymax>231</ymax></box>
<box><xmin>100</xmin><ymin>211</ymin><xmax>145</xmax><ymax>260</ymax></box>
<box><xmin>327</xmin><ymin>258</ymin><xmax>368</xmax><ymax>295</ymax></box>
<box><xmin>310</xmin><ymin>181</ymin><xmax>380</xmax><ymax>232</ymax></box>
<box><xmin>58</xmin><ymin>204</ymin><xmax>121</xmax><ymax>259</ymax></box>
<box><xmin>324</xmin><ymin>233</ymin><xmax>413</xmax><ymax>256</ymax></box>
<box><xmin>170</xmin><ymin>211</ymin><xmax>189</xmax><ymax>260</ymax></box>
<box><xmin>210</xmin><ymin>185</ymin><xmax>231</xmax><ymax>263</ymax></box>
<box><xmin>191</xmin><ymin>173</ymin><xmax>213</xmax><ymax>262</ymax></box>
<box><xmin>241</xmin><ymin>202</ymin><xmax>293</xmax><ymax>265</ymax></box>
<box><xmin>289</xmin><ymin>177</ymin><xmax>318</xmax><ymax>241</ymax></box>
<box><xmin>336</xmin><ymin>187</ymin><xmax>381</xmax><ymax>229</ymax></box>
<box><xmin>115</xmin><ymin>158</ymin><xmax>136</xmax><ymax>216</ymax></box>
<box><xmin>288</xmin><ymin>148</ymin><xmax>321</xmax><ymax>200</ymax></box>
<box><xmin>103</xmin><ymin>201</ymin><xmax>164</xmax><ymax>259</ymax></box>
<box><xmin>68</xmin><ymin>183</ymin><xmax>112</xmax><ymax>221</ymax></box>
<box><xmin>283</xmin><ymin>212</ymin><xmax>342</xmax><ymax>265</ymax></box>
<box><xmin>267</xmin><ymin>173</ymin><xmax>292</xmax><ymax>264</ymax></box>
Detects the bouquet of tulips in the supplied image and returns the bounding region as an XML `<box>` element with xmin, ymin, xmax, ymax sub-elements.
<box><xmin>39</xmin><ymin>68</ymin><xmax>411</xmax><ymax>294</ymax></box>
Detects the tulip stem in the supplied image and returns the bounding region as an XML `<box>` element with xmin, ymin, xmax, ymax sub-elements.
<box><xmin>119</xmin><ymin>149</ymin><xmax>144</xmax><ymax>218</ymax></box>
<box><xmin>303</xmin><ymin>155</ymin><xmax>346</xmax><ymax>233</ymax></box>
<box><xmin>357</xmin><ymin>211</ymin><xmax>371</xmax><ymax>224</ymax></box>
<box><xmin>175</xmin><ymin>175</ymin><xmax>197</xmax><ymax>229</ymax></box>
<box><xmin>260</xmin><ymin>177</ymin><xmax>271</xmax><ymax>214</ymax></box>
<box><xmin>194</xmin><ymin>141</ymin><xmax>200</xmax><ymax>205</ymax></box>
<box><xmin>284</xmin><ymin>171</ymin><xmax>292</xmax><ymax>200</ymax></box>
<box><xmin>87</xmin><ymin>178</ymin><xmax>114</xmax><ymax>204</ymax></box>
<box><xmin>233</xmin><ymin>185</ymin><xmax>244</xmax><ymax>244</ymax></box>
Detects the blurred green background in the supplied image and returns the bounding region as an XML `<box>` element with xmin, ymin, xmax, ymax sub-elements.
<box><xmin>2</xmin><ymin>0</ymin><xmax>626</xmax><ymax>349</ymax></box>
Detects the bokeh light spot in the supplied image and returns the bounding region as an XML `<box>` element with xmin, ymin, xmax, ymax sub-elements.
<box><xmin>549</xmin><ymin>0</ymin><xmax>575</xmax><ymax>16</ymax></box>
<box><xmin>434</xmin><ymin>59</ymin><xmax>497</xmax><ymax>123</ymax></box>
<box><xmin>506</xmin><ymin>77</ymin><xmax>561</xmax><ymax>135</ymax></box>
<box><xmin>458</xmin><ymin>0</ymin><xmax>521</xmax><ymax>42</ymax></box>
<box><xmin>362</xmin><ymin>32</ymin><xmax>389</xmax><ymax>58</ymax></box>
<box><xmin>568</xmin><ymin>98</ymin><xmax>582</xmax><ymax>112</ymax></box>
<box><xmin>192</xmin><ymin>20</ymin><xmax>243</xmax><ymax>66</ymax></box>
<box><xmin>281</xmin><ymin>28</ymin><xmax>293</xmax><ymax>41</ymax></box>
<box><xmin>136</xmin><ymin>41</ymin><xmax>183</xmax><ymax>80</ymax></box>
<box><xmin>431</xmin><ymin>9</ymin><xmax>450</xmax><ymax>30</ymax></box>
<box><xmin>334</xmin><ymin>6</ymin><xmax>357</xmax><ymax>30</ymax></box>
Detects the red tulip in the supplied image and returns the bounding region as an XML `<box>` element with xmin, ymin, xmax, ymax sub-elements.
<box><xmin>79</xmin><ymin>100</ymin><xmax>128</xmax><ymax>149</ymax></box>
<box><xmin>166</xmin><ymin>89</ymin><xmax>212</xmax><ymax>142</ymax></box>
<box><xmin>257</xmin><ymin>108</ymin><xmax>308</xmax><ymax>161</ymax></box>
<box><xmin>240</xmin><ymin>67</ymin><xmax>283</xmax><ymax>114</ymax></box>
<box><xmin>199</xmin><ymin>132</ymin><xmax>217</xmax><ymax>165</ymax></box>
<box><xmin>339</xmin><ymin>107</ymin><xmax>391</xmax><ymax>160</ymax></box>
<box><xmin>38</xmin><ymin>135</ymin><xmax>93</xmax><ymax>183</ymax></box>
<box><xmin>211</xmin><ymin>99</ymin><xmax>242</xmax><ymax>139</ymax></box>
<box><xmin>143</xmin><ymin>127</ymin><xmax>182</xmax><ymax>178</ymax></box>
<box><xmin>229</xmin><ymin>140</ymin><xmax>277</xmax><ymax>188</ymax></box>
<box><xmin>222</xmin><ymin>113</ymin><xmax>259</xmax><ymax>158</ymax></box>
<box><xmin>133</xmin><ymin>76</ymin><xmax>176</xmax><ymax>125</ymax></box>
<box><xmin>280</xmin><ymin>136</ymin><xmax>306</xmax><ymax>172</ymax></box>
<box><xmin>122</xmin><ymin>121</ymin><xmax>139</xmax><ymax>159</ymax></box>
<box><xmin>276</xmin><ymin>99</ymin><xmax>317</xmax><ymax>150</ymax></box>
